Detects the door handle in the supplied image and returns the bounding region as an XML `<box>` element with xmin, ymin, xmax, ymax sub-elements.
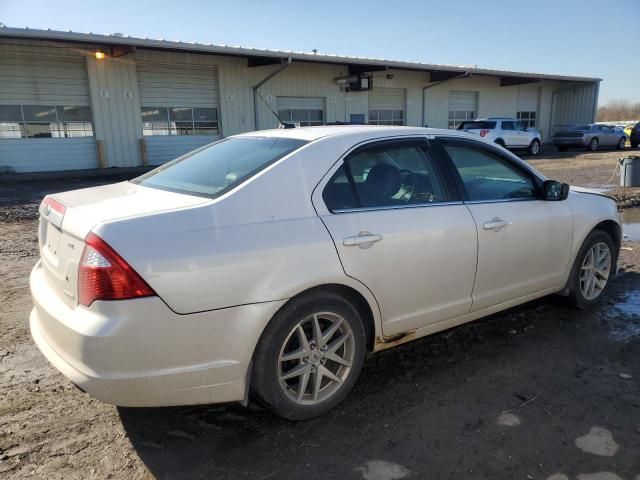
<box><xmin>343</xmin><ymin>232</ymin><xmax>383</xmax><ymax>248</ymax></box>
<box><xmin>483</xmin><ymin>217</ymin><xmax>511</xmax><ymax>232</ymax></box>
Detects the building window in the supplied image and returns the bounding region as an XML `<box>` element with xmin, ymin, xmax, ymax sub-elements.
<box><xmin>368</xmin><ymin>110</ymin><xmax>404</xmax><ymax>126</ymax></box>
<box><xmin>141</xmin><ymin>107</ymin><xmax>219</xmax><ymax>136</ymax></box>
<box><xmin>517</xmin><ymin>111</ymin><xmax>536</xmax><ymax>129</ymax></box>
<box><xmin>277</xmin><ymin>109</ymin><xmax>324</xmax><ymax>127</ymax></box>
<box><xmin>448</xmin><ymin>110</ymin><xmax>475</xmax><ymax>129</ymax></box>
<box><xmin>0</xmin><ymin>105</ymin><xmax>93</xmax><ymax>139</ymax></box>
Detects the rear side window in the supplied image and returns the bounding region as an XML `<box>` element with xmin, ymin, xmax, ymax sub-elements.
<box><xmin>133</xmin><ymin>137</ymin><xmax>307</xmax><ymax>198</ymax></box>
<box><xmin>323</xmin><ymin>140</ymin><xmax>452</xmax><ymax>211</ymax></box>
<box><xmin>457</xmin><ymin>121</ymin><xmax>496</xmax><ymax>130</ymax></box>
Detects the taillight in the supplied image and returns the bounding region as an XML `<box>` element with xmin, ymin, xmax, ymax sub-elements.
<box><xmin>78</xmin><ymin>232</ymin><xmax>155</xmax><ymax>306</ymax></box>
<box><xmin>42</xmin><ymin>196</ymin><xmax>67</xmax><ymax>215</ymax></box>
<box><xmin>40</xmin><ymin>196</ymin><xmax>67</xmax><ymax>228</ymax></box>
<box><xmin>480</xmin><ymin>129</ymin><xmax>489</xmax><ymax>137</ymax></box>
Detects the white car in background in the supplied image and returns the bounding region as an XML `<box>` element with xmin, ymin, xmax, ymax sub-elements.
<box><xmin>30</xmin><ymin>126</ymin><xmax>620</xmax><ymax>420</ymax></box>
<box><xmin>458</xmin><ymin>118</ymin><xmax>542</xmax><ymax>156</ymax></box>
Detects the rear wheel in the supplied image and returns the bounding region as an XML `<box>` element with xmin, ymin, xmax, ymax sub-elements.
<box><xmin>587</xmin><ymin>138</ymin><xmax>599</xmax><ymax>152</ymax></box>
<box><xmin>566</xmin><ymin>230</ymin><xmax>615</xmax><ymax>309</ymax></box>
<box><xmin>251</xmin><ymin>290</ymin><xmax>366</xmax><ymax>420</ymax></box>
<box><xmin>616</xmin><ymin>137</ymin><xmax>626</xmax><ymax>150</ymax></box>
<box><xmin>528</xmin><ymin>139</ymin><xmax>541</xmax><ymax>156</ymax></box>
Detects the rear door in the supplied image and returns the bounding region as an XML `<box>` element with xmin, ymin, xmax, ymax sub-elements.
<box><xmin>313</xmin><ymin>137</ymin><xmax>478</xmax><ymax>336</ymax></box>
<box><xmin>437</xmin><ymin>138</ymin><xmax>574</xmax><ymax>311</ymax></box>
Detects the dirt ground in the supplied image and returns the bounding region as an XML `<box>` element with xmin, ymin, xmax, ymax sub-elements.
<box><xmin>0</xmin><ymin>149</ymin><xmax>639</xmax><ymax>479</ymax></box>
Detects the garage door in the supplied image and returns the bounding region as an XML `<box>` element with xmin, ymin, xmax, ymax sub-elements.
<box><xmin>137</xmin><ymin>62</ymin><xmax>220</xmax><ymax>165</ymax></box>
<box><xmin>517</xmin><ymin>86</ymin><xmax>540</xmax><ymax>128</ymax></box>
<box><xmin>448</xmin><ymin>91</ymin><xmax>478</xmax><ymax>128</ymax></box>
<box><xmin>368</xmin><ymin>88</ymin><xmax>405</xmax><ymax>125</ymax></box>
<box><xmin>0</xmin><ymin>54</ymin><xmax>97</xmax><ymax>172</ymax></box>
<box><xmin>276</xmin><ymin>97</ymin><xmax>325</xmax><ymax>126</ymax></box>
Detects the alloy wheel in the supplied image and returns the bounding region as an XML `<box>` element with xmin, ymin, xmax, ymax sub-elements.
<box><xmin>531</xmin><ymin>141</ymin><xmax>540</xmax><ymax>155</ymax></box>
<box><xmin>579</xmin><ymin>242</ymin><xmax>611</xmax><ymax>300</ymax></box>
<box><xmin>278</xmin><ymin>312</ymin><xmax>355</xmax><ymax>405</ymax></box>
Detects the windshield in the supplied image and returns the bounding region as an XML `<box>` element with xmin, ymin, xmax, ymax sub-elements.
<box><xmin>133</xmin><ymin>136</ymin><xmax>308</xmax><ymax>198</ymax></box>
<box><xmin>569</xmin><ymin>125</ymin><xmax>592</xmax><ymax>131</ymax></box>
<box><xmin>457</xmin><ymin>121</ymin><xmax>496</xmax><ymax>130</ymax></box>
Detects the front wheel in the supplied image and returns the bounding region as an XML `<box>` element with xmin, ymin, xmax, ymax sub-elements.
<box><xmin>566</xmin><ymin>230</ymin><xmax>615</xmax><ymax>309</ymax></box>
<box><xmin>587</xmin><ymin>138</ymin><xmax>599</xmax><ymax>152</ymax></box>
<box><xmin>251</xmin><ymin>290</ymin><xmax>366</xmax><ymax>420</ymax></box>
<box><xmin>528</xmin><ymin>139</ymin><xmax>541</xmax><ymax>156</ymax></box>
<box><xmin>616</xmin><ymin>137</ymin><xmax>626</xmax><ymax>150</ymax></box>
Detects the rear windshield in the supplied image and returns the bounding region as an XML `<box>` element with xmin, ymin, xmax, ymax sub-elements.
<box><xmin>457</xmin><ymin>121</ymin><xmax>496</xmax><ymax>130</ymax></box>
<box><xmin>133</xmin><ymin>136</ymin><xmax>308</xmax><ymax>198</ymax></box>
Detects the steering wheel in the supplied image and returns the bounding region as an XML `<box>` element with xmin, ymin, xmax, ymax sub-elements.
<box><xmin>397</xmin><ymin>169</ymin><xmax>416</xmax><ymax>201</ymax></box>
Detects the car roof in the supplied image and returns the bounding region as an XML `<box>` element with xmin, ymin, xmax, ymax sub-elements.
<box><xmin>235</xmin><ymin>125</ymin><xmax>453</xmax><ymax>142</ymax></box>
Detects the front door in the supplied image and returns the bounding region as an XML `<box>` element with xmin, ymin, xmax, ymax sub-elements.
<box><xmin>500</xmin><ymin>120</ymin><xmax>519</xmax><ymax>147</ymax></box>
<box><xmin>313</xmin><ymin>138</ymin><xmax>478</xmax><ymax>336</ymax></box>
<box><xmin>438</xmin><ymin>138</ymin><xmax>574</xmax><ymax>311</ymax></box>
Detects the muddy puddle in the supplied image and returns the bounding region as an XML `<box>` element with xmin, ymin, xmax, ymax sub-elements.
<box><xmin>621</xmin><ymin>207</ymin><xmax>640</xmax><ymax>241</ymax></box>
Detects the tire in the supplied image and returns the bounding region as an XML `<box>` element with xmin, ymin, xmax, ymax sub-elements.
<box><xmin>557</xmin><ymin>146</ymin><xmax>568</xmax><ymax>152</ymax></box>
<box><xmin>495</xmin><ymin>139</ymin><xmax>506</xmax><ymax>148</ymax></box>
<box><xmin>587</xmin><ymin>138</ymin><xmax>599</xmax><ymax>152</ymax></box>
<box><xmin>616</xmin><ymin>137</ymin><xmax>626</xmax><ymax>150</ymax></box>
<box><xmin>566</xmin><ymin>230</ymin><xmax>616</xmax><ymax>309</ymax></box>
<box><xmin>528</xmin><ymin>139</ymin><xmax>541</xmax><ymax>156</ymax></box>
<box><xmin>632</xmin><ymin>143</ymin><xmax>639</xmax><ymax>149</ymax></box>
<box><xmin>251</xmin><ymin>290</ymin><xmax>367</xmax><ymax>420</ymax></box>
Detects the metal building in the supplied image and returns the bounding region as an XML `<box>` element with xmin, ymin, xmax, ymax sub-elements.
<box><xmin>0</xmin><ymin>27</ymin><xmax>600</xmax><ymax>173</ymax></box>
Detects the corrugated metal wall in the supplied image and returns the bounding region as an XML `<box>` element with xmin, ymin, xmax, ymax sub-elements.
<box><xmin>86</xmin><ymin>55</ymin><xmax>142</xmax><ymax>168</ymax></box>
<box><xmin>550</xmin><ymin>83</ymin><xmax>599</xmax><ymax>135</ymax></box>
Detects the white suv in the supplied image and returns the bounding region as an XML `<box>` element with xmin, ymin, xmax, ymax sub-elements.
<box><xmin>457</xmin><ymin>118</ymin><xmax>542</xmax><ymax>156</ymax></box>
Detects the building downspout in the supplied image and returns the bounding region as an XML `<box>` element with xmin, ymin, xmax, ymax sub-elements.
<box><xmin>253</xmin><ymin>57</ymin><xmax>292</xmax><ymax>130</ymax></box>
<box><xmin>421</xmin><ymin>71</ymin><xmax>470</xmax><ymax>127</ymax></box>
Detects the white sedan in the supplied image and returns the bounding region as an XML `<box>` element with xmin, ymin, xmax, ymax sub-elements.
<box><xmin>30</xmin><ymin>126</ymin><xmax>621</xmax><ymax>420</ymax></box>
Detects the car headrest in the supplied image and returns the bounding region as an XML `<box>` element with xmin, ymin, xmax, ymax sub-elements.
<box><xmin>363</xmin><ymin>163</ymin><xmax>401</xmax><ymax>201</ymax></box>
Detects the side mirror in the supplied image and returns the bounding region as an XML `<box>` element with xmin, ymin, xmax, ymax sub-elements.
<box><xmin>543</xmin><ymin>180</ymin><xmax>570</xmax><ymax>201</ymax></box>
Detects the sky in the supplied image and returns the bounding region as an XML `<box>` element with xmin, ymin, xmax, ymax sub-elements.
<box><xmin>1</xmin><ymin>0</ymin><xmax>639</xmax><ymax>104</ymax></box>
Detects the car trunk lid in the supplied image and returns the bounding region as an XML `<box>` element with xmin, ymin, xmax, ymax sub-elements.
<box><xmin>38</xmin><ymin>181</ymin><xmax>209</xmax><ymax>308</ymax></box>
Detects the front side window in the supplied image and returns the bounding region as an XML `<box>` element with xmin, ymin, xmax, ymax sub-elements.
<box><xmin>502</xmin><ymin>121</ymin><xmax>515</xmax><ymax>131</ymax></box>
<box><xmin>142</xmin><ymin>107</ymin><xmax>219</xmax><ymax>136</ymax></box>
<box><xmin>0</xmin><ymin>104</ymin><xmax>93</xmax><ymax>138</ymax></box>
<box><xmin>443</xmin><ymin>142</ymin><xmax>537</xmax><ymax>201</ymax></box>
<box><xmin>368</xmin><ymin>110</ymin><xmax>404</xmax><ymax>126</ymax></box>
<box><xmin>277</xmin><ymin>109</ymin><xmax>324</xmax><ymax>127</ymax></box>
<box><xmin>133</xmin><ymin>136</ymin><xmax>307</xmax><ymax>198</ymax></box>
<box><xmin>323</xmin><ymin>140</ymin><xmax>451</xmax><ymax>211</ymax></box>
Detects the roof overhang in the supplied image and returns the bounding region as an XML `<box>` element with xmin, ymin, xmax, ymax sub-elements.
<box><xmin>0</xmin><ymin>27</ymin><xmax>602</xmax><ymax>84</ymax></box>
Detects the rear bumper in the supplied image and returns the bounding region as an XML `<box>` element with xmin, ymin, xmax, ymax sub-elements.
<box><xmin>553</xmin><ymin>138</ymin><xmax>588</xmax><ymax>148</ymax></box>
<box><xmin>30</xmin><ymin>260</ymin><xmax>286</xmax><ymax>407</ymax></box>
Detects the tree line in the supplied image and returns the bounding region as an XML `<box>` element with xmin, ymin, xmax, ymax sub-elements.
<box><xmin>597</xmin><ymin>99</ymin><xmax>640</xmax><ymax>122</ymax></box>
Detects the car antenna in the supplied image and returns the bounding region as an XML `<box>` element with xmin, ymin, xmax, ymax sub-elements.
<box><xmin>254</xmin><ymin>89</ymin><xmax>295</xmax><ymax>129</ymax></box>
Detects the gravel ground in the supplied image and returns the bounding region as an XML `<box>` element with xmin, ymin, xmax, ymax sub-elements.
<box><xmin>0</xmin><ymin>149</ymin><xmax>639</xmax><ymax>479</ymax></box>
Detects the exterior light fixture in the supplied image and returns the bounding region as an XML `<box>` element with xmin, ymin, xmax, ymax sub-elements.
<box><xmin>95</xmin><ymin>51</ymin><xmax>106</xmax><ymax>60</ymax></box>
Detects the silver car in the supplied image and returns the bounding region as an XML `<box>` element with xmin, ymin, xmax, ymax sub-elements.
<box><xmin>30</xmin><ymin>126</ymin><xmax>621</xmax><ymax>419</ymax></box>
<box><xmin>553</xmin><ymin>124</ymin><xmax>627</xmax><ymax>152</ymax></box>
